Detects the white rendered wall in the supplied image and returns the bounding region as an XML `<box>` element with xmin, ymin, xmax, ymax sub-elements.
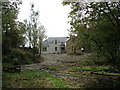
<box><xmin>48</xmin><ymin>42</ymin><xmax>61</xmax><ymax>53</ymax></box>
<box><xmin>41</xmin><ymin>41</ymin><xmax>66</xmax><ymax>54</ymax></box>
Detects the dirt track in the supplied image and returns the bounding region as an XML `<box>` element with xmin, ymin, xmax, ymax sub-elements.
<box><xmin>21</xmin><ymin>54</ymin><xmax>90</xmax><ymax>71</ymax></box>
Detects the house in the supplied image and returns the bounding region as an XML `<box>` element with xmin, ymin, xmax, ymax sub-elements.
<box><xmin>66</xmin><ymin>36</ymin><xmax>91</xmax><ymax>55</ymax></box>
<box><xmin>66</xmin><ymin>37</ymin><xmax>82</xmax><ymax>55</ymax></box>
<box><xmin>41</xmin><ymin>37</ymin><xmax>67</xmax><ymax>54</ymax></box>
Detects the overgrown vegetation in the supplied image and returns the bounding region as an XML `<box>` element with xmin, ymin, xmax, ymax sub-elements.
<box><xmin>62</xmin><ymin>2</ymin><xmax>120</xmax><ymax>88</ymax></box>
<box><xmin>63</xmin><ymin>2</ymin><xmax>120</xmax><ymax>65</ymax></box>
<box><xmin>3</xmin><ymin>70</ymin><xmax>70</xmax><ymax>88</ymax></box>
<box><xmin>2</xmin><ymin>0</ymin><xmax>120</xmax><ymax>89</ymax></box>
<box><xmin>3</xmin><ymin>54</ymin><xmax>120</xmax><ymax>88</ymax></box>
<box><xmin>2</xmin><ymin>0</ymin><xmax>46</xmax><ymax>65</ymax></box>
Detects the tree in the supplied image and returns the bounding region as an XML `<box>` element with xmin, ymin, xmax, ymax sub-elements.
<box><xmin>63</xmin><ymin>2</ymin><xmax>120</xmax><ymax>64</ymax></box>
<box><xmin>23</xmin><ymin>19</ymin><xmax>32</xmax><ymax>48</ymax></box>
<box><xmin>2</xmin><ymin>1</ymin><xmax>34</xmax><ymax>65</ymax></box>
<box><xmin>25</xmin><ymin>3</ymin><xmax>39</xmax><ymax>61</ymax></box>
<box><xmin>37</xmin><ymin>25</ymin><xmax>47</xmax><ymax>58</ymax></box>
<box><xmin>16</xmin><ymin>21</ymin><xmax>28</xmax><ymax>47</ymax></box>
<box><xmin>2</xmin><ymin>1</ymin><xmax>22</xmax><ymax>55</ymax></box>
<box><xmin>24</xmin><ymin>2</ymin><xmax>47</xmax><ymax>62</ymax></box>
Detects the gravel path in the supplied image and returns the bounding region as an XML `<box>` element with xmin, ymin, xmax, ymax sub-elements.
<box><xmin>21</xmin><ymin>54</ymin><xmax>90</xmax><ymax>71</ymax></box>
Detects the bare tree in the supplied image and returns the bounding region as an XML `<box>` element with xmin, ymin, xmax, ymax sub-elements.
<box><xmin>37</xmin><ymin>25</ymin><xmax>47</xmax><ymax>58</ymax></box>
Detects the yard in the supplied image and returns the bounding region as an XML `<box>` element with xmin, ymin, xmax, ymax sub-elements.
<box><xmin>2</xmin><ymin>54</ymin><xmax>120</xmax><ymax>88</ymax></box>
<box><xmin>2</xmin><ymin>1</ymin><xmax>120</xmax><ymax>89</ymax></box>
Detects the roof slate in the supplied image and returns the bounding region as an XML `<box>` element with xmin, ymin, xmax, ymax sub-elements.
<box><xmin>48</xmin><ymin>37</ymin><xmax>67</xmax><ymax>43</ymax></box>
<box><xmin>42</xmin><ymin>37</ymin><xmax>67</xmax><ymax>47</ymax></box>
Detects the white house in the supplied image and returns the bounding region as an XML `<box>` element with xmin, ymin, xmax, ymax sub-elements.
<box><xmin>41</xmin><ymin>37</ymin><xmax>67</xmax><ymax>54</ymax></box>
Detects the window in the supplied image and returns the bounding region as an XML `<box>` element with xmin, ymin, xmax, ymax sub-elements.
<box><xmin>55</xmin><ymin>40</ymin><xmax>57</xmax><ymax>44</ymax></box>
<box><xmin>42</xmin><ymin>47</ymin><xmax>47</xmax><ymax>52</ymax></box>
<box><xmin>55</xmin><ymin>47</ymin><xmax>57</xmax><ymax>51</ymax></box>
<box><xmin>50</xmin><ymin>41</ymin><xmax>53</xmax><ymax>43</ymax></box>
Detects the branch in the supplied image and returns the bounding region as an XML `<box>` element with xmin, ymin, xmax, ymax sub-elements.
<box><xmin>99</xmin><ymin>9</ymin><xmax>116</xmax><ymax>27</ymax></box>
<box><xmin>105</xmin><ymin>2</ymin><xmax>120</xmax><ymax>29</ymax></box>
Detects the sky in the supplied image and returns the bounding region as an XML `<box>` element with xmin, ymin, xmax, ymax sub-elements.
<box><xmin>17</xmin><ymin>0</ymin><xmax>71</xmax><ymax>37</ymax></box>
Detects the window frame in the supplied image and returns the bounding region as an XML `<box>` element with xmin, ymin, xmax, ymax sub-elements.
<box><xmin>55</xmin><ymin>47</ymin><xmax>57</xmax><ymax>51</ymax></box>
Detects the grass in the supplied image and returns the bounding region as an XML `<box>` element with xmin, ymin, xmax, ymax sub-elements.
<box><xmin>80</xmin><ymin>60</ymin><xmax>95</xmax><ymax>65</ymax></box>
<box><xmin>48</xmin><ymin>66</ymin><xmax>61</xmax><ymax>71</ymax></box>
<box><xmin>2</xmin><ymin>70</ymin><xmax>70</xmax><ymax>88</ymax></box>
<box><xmin>69</xmin><ymin>65</ymin><xmax>120</xmax><ymax>77</ymax></box>
<box><xmin>2</xmin><ymin>62</ymin><xmax>13</xmax><ymax>67</ymax></box>
<box><xmin>3</xmin><ymin>53</ymin><xmax>120</xmax><ymax>88</ymax></box>
<box><xmin>93</xmin><ymin>71</ymin><xmax>120</xmax><ymax>76</ymax></box>
<box><xmin>22</xmin><ymin>70</ymin><xmax>53</xmax><ymax>78</ymax></box>
<box><xmin>23</xmin><ymin>70</ymin><xmax>69</xmax><ymax>88</ymax></box>
<box><xmin>23</xmin><ymin>70</ymin><xmax>70</xmax><ymax>88</ymax></box>
<box><xmin>50</xmin><ymin>78</ymin><xmax>69</xmax><ymax>88</ymax></box>
<box><xmin>70</xmin><ymin>66</ymin><xmax>110</xmax><ymax>72</ymax></box>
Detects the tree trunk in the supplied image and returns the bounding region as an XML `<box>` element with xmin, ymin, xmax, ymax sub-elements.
<box><xmin>39</xmin><ymin>42</ymin><xmax>42</xmax><ymax>59</ymax></box>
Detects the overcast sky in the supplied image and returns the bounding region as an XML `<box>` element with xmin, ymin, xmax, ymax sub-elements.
<box><xmin>17</xmin><ymin>0</ymin><xmax>71</xmax><ymax>37</ymax></box>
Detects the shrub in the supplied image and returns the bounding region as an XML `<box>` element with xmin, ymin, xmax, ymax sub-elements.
<box><xmin>2</xmin><ymin>55</ymin><xmax>11</xmax><ymax>63</ymax></box>
<box><xmin>8</xmin><ymin>48</ymin><xmax>33</xmax><ymax>65</ymax></box>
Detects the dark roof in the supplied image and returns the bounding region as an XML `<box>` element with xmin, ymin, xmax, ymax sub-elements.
<box><xmin>48</xmin><ymin>37</ymin><xmax>67</xmax><ymax>43</ymax></box>
<box><xmin>42</xmin><ymin>37</ymin><xmax>67</xmax><ymax>47</ymax></box>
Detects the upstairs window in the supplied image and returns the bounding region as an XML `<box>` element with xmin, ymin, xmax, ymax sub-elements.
<box><xmin>55</xmin><ymin>40</ymin><xmax>57</xmax><ymax>44</ymax></box>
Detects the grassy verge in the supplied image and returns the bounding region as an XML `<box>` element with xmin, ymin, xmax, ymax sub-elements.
<box><xmin>2</xmin><ymin>70</ymin><xmax>70</xmax><ymax>88</ymax></box>
<box><xmin>92</xmin><ymin>71</ymin><xmax>120</xmax><ymax>76</ymax></box>
<box><xmin>48</xmin><ymin>66</ymin><xmax>61</xmax><ymax>71</ymax></box>
<box><xmin>70</xmin><ymin>66</ymin><xmax>110</xmax><ymax>72</ymax></box>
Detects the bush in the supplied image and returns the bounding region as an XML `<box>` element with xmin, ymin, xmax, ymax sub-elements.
<box><xmin>2</xmin><ymin>55</ymin><xmax>11</xmax><ymax>63</ymax></box>
<box><xmin>7</xmin><ymin>48</ymin><xmax>34</xmax><ymax>65</ymax></box>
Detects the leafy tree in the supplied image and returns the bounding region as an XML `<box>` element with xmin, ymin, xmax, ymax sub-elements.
<box><xmin>2</xmin><ymin>1</ymin><xmax>22</xmax><ymax>55</ymax></box>
<box><xmin>63</xmin><ymin>2</ymin><xmax>120</xmax><ymax>64</ymax></box>
<box><xmin>16</xmin><ymin>21</ymin><xmax>27</xmax><ymax>47</ymax></box>
<box><xmin>2</xmin><ymin>1</ymin><xmax>35</xmax><ymax>65</ymax></box>
<box><xmin>23</xmin><ymin>19</ymin><xmax>32</xmax><ymax>48</ymax></box>
<box><xmin>2</xmin><ymin>1</ymin><xmax>47</xmax><ymax>64</ymax></box>
<box><xmin>24</xmin><ymin>2</ymin><xmax>47</xmax><ymax>62</ymax></box>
